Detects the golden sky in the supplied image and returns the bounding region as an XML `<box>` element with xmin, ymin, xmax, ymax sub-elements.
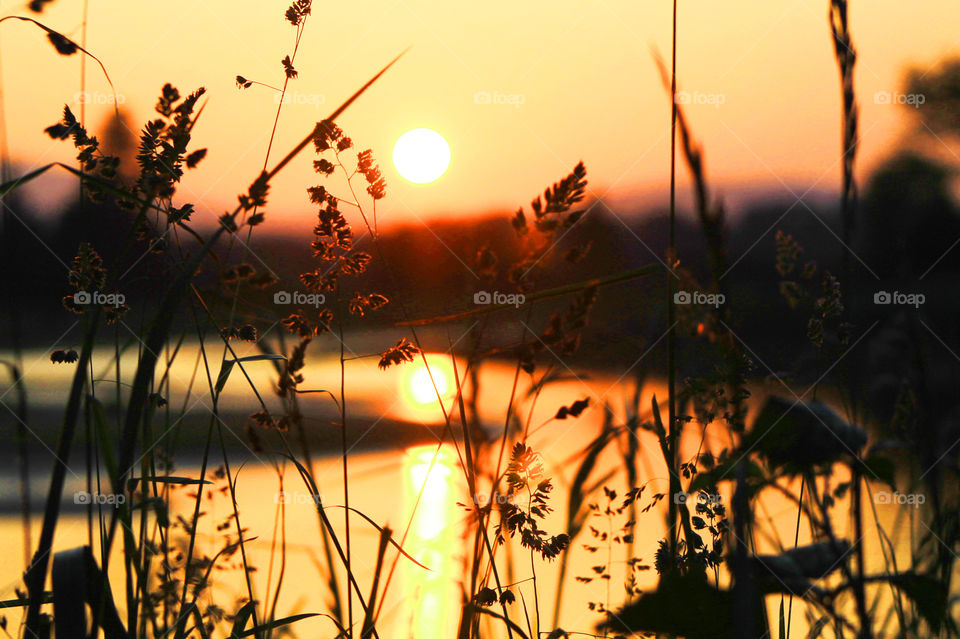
<box><xmin>1</xmin><ymin>0</ymin><xmax>958</xmax><ymax>229</ymax></box>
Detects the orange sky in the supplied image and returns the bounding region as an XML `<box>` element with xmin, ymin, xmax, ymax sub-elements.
<box><xmin>1</xmin><ymin>0</ymin><xmax>959</xmax><ymax>231</ymax></box>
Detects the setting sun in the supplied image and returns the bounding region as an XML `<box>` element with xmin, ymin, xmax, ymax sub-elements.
<box><xmin>392</xmin><ymin>128</ymin><xmax>451</xmax><ymax>184</ymax></box>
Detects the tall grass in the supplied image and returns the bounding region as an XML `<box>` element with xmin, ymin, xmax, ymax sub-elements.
<box><xmin>0</xmin><ymin>2</ymin><xmax>958</xmax><ymax>638</ymax></box>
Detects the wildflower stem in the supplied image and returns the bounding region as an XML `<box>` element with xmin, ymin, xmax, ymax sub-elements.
<box><xmin>266</xmin><ymin>49</ymin><xmax>409</xmax><ymax>184</ymax></box>
<box><xmin>401</xmin><ymin>264</ymin><xmax>658</xmax><ymax>326</ymax></box>
<box><xmin>526</xmin><ymin>486</ymin><xmax>540</xmax><ymax>638</ymax></box>
<box><xmin>262</xmin><ymin>21</ymin><xmax>305</xmax><ymax>175</ymax></box>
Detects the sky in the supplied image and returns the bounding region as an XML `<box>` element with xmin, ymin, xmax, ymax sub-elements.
<box><xmin>1</xmin><ymin>0</ymin><xmax>959</xmax><ymax>232</ymax></box>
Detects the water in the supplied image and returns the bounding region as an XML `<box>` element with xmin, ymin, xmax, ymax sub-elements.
<box><xmin>0</xmin><ymin>345</ymin><xmax>936</xmax><ymax>636</ymax></box>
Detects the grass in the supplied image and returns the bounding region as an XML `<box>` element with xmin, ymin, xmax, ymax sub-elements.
<box><xmin>0</xmin><ymin>1</ymin><xmax>958</xmax><ymax>638</ymax></box>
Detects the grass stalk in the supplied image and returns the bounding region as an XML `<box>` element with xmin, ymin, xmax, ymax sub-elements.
<box><xmin>338</xmin><ymin>321</ymin><xmax>354</xmax><ymax>638</ymax></box>
<box><xmin>666</xmin><ymin>0</ymin><xmax>680</xmax><ymax>565</ymax></box>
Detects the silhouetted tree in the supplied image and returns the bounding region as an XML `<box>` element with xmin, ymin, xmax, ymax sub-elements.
<box><xmin>859</xmin><ymin>152</ymin><xmax>958</xmax><ymax>278</ymax></box>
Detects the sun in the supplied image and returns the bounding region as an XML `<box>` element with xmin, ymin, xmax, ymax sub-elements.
<box><xmin>408</xmin><ymin>363</ymin><xmax>450</xmax><ymax>405</ymax></box>
<box><xmin>393</xmin><ymin>128</ymin><xmax>451</xmax><ymax>184</ymax></box>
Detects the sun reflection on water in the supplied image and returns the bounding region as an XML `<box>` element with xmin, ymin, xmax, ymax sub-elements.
<box><xmin>402</xmin><ymin>444</ymin><xmax>460</xmax><ymax>637</ymax></box>
<box><xmin>396</xmin><ymin>356</ymin><xmax>458</xmax><ymax>424</ymax></box>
